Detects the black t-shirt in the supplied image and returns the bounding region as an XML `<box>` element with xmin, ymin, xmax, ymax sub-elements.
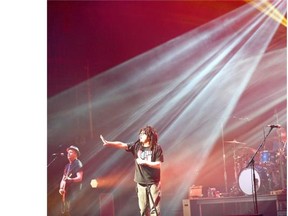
<box><xmin>64</xmin><ymin>159</ymin><xmax>83</xmax><ymax>195</ymax></box>
<box><xmin>127</xmin><ymin>142</ymin><xmax>164</xmax><ymax>184</ymax></box>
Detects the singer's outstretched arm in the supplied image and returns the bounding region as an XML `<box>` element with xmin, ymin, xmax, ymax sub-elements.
<box><xmin>100</xmin><ymin>135</ymin><xmax>128</xmax><ymax>150</ymax></box>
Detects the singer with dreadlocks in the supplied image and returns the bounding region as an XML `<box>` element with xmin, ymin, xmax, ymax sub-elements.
<box><xmin>100</xmin><ymin>125</ymin><xmax>164</xmax><ymax>216</ymax></box>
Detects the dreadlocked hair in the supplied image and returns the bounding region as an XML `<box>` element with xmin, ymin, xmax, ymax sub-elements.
<box><xmin>139</xmin><ymin>125</ymin><xmax>158</xmax><ymax>150</ymax></box>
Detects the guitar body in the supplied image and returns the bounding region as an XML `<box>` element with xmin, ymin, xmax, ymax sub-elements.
<box><xmin>61</xmin><ymin>180</ymin><xmax>67</xmax><ymax>214</ymax></box>
<box><xmin>61</xmin><ymin>174</ymin><xmax>71</xmax><ymax>215</ymax></box>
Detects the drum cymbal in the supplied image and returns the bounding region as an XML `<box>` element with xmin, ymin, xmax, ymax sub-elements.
<box><xmin>225</xmin><ymin>139</ymin><xmax>246</xmax><ymax>145</ymax></box>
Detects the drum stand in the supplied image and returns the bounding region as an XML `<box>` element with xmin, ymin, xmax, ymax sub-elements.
<box><xmin>246</xmin><ymin>126</ymin><xmax>274</xmax><ymax>215</ymax></box>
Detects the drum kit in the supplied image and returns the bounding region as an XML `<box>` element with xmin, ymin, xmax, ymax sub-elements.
<box><xmin>226</xmin><ymin>139</ymin><xmax>287</xmax><ymax>196</ymax></box>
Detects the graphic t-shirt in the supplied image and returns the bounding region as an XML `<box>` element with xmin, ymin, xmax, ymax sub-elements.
<box><xmin>127</xmin><ymin>142</ymin><xmax>164</xmax><ymax>184</ymax></box>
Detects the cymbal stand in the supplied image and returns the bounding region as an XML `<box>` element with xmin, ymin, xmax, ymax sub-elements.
<box><xmin>221</xmin><ymin>123</ymin><xmax>228</xmax><ymax>194</ymax></box>
<box><xmin>232</xmin><ymin>143</ymin><xmax>239</xmax><ymax>188</ymax></box>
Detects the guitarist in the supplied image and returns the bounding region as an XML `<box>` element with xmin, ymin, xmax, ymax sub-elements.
<box><xmin>59</xmin><ymin>145</ymin><xmax>83</xmax><ymax>216</ymax></box>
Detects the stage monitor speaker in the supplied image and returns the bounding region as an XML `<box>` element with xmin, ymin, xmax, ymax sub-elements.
<box><xmin>182</xmin><ymin>199</ymin><xmax>191</xmax><ymax>216</ymax></box>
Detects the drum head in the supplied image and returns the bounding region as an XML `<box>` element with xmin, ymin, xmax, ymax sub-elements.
<box><xmin>238</xmin><ymin>168</ymin><xmax>260</xmax><ymax>195</ymax></box>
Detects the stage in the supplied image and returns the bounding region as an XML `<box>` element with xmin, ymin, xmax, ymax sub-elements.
<box><xmin>183</xmin><ymin>194</ymin><xmax>287</xmax><ymax>216</ymax></box>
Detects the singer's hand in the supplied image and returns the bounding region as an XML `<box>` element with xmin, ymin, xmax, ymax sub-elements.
<box><xmin>136</xmin><ymin>158</ymin><xmax>146</xmax><ymax>165</ymax></box>
<box><xmin>100</xmin><ymin>135</ymin><xmax>108</xmax><ymax>145</ymax></box>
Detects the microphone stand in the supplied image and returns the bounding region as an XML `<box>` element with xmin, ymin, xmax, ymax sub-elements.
<box><xmin>47</xmin><ymin>154</ymin><xmax>61</xmax><ymax>168</ymax></box>
<box><xmin>142</xmin><ymin>184</ymin><xmax>159</xmax><ymax>216</ymax></box>
<box><xmin>246</xmin><ymin>126</ymin><xmax>274</xmax><ymax>214</ymax></box>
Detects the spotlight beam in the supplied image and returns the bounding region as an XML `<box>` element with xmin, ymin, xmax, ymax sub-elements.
<box><xmin>245</xmin><ymin>0</ymin><xmax>287</xmax><ymax>27</ymax></box>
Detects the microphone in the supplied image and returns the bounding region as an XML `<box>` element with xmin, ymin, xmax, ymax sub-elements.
<box><xmin>52</xmin><ymin>152</ymin><xmax>65</xmax><ymax>156</ymax></box>
<box><xmin>267</xmin><ymin>124</ymin><xmax>281</xmax><ymax>128</ymax></box>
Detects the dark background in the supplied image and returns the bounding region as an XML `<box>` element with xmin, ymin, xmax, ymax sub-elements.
<box><xmin>48</xmin><ymin>1</ymin><xmax>249</xmax><ymax>98</ymax></box>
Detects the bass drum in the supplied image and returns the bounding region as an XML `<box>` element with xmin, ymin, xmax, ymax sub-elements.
<box><xmin>238</xmin><ymin>166</ymin><xmax>271</xmax><ymax>195</ymax></box>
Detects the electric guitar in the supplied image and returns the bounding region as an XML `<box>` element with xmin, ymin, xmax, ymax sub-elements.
<box><xmin>61</xmin><ymin>173</ymin><xmax>72</xmax><ymax>214</ymax></box>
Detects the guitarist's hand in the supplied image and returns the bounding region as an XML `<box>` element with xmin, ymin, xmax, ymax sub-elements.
<box><xmin>59</xmin><ymin>188</ymin><xmax>65</xmax><ymax>195</ymax></box>
<box><xmin>65</xmin><ymin>177</ymin><xmax>74</xmax><ymax>183</ymax></box>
